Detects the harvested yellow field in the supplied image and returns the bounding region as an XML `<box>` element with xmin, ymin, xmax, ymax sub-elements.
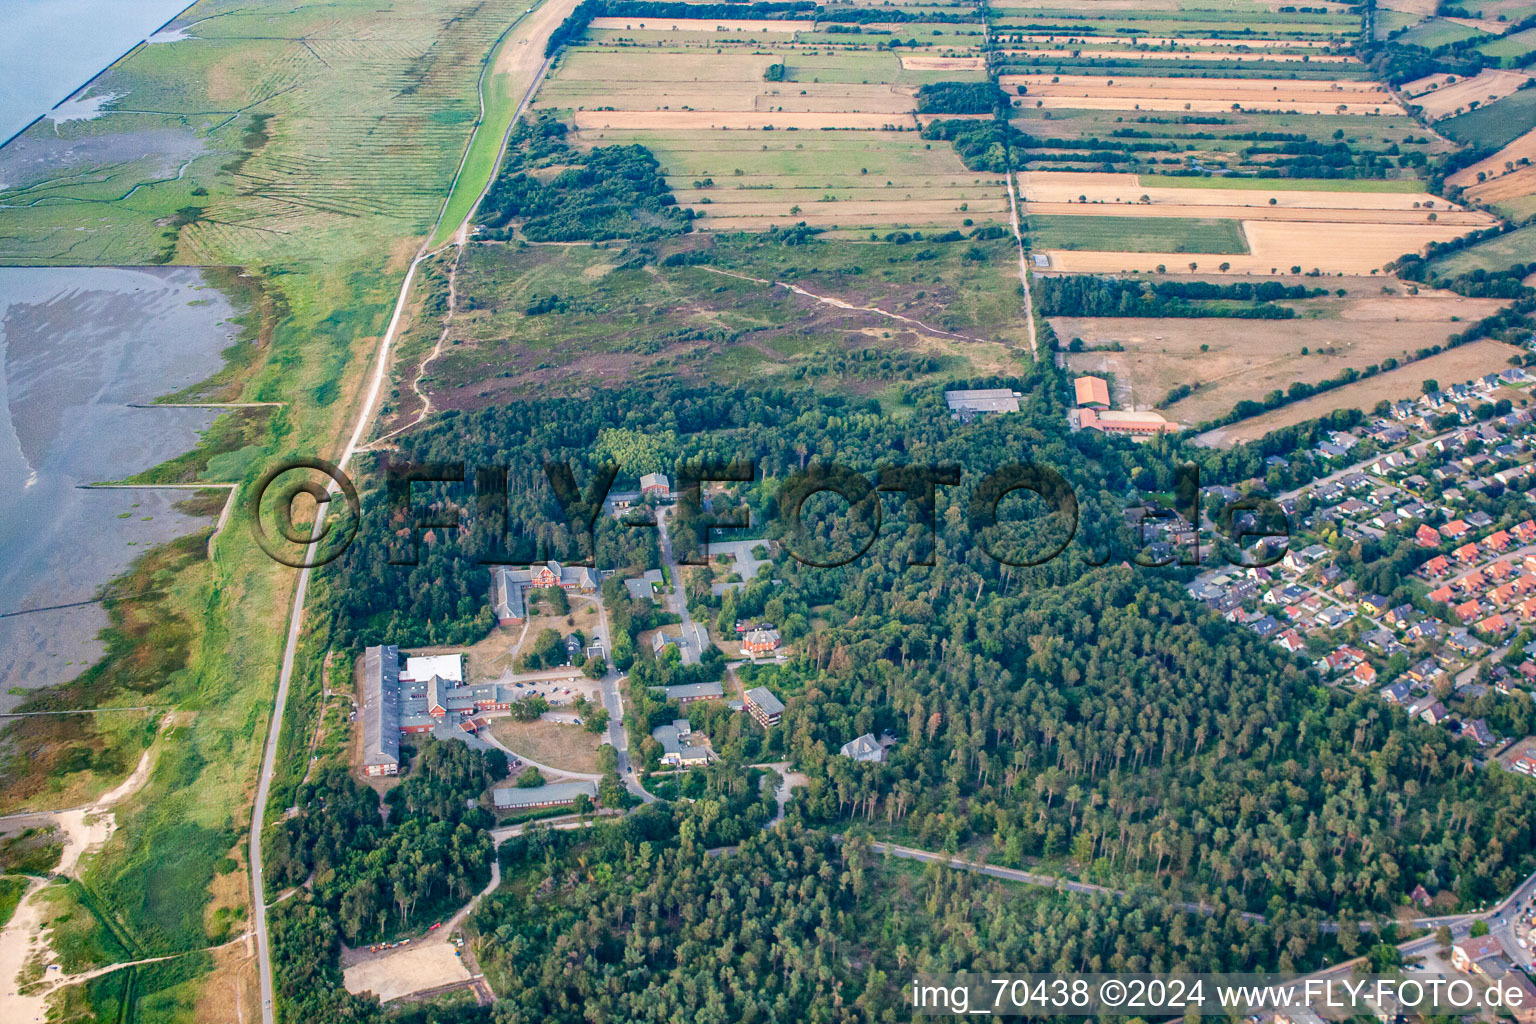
<box><xmin>1001</xmin><ymin>73</ymin><xmax>1400</xmax><ymax>111</ymax></box>
<box><xmin>1195</xmin><ymin>340</ymin><xmax>1528</xmax><ymax>445</ymax></box>
<box><xmin>1467</xmin><ymin>165</ymin><xmax>1536</xmax><ymax>205</ymax></box>
<box><xmin>1023</xmin><ymin>201</ymin><xmax>1486</xmax><ymax>225</ymax></box>
<box><xmin>1010</xmin><ymin>49</ymin><xmax>1358</xmax><ymax>64</ymax></box>
<box><xmin>1016</xmin><ymin>171</ymin><xmax>1466</xmax><ymax>212</ymax></box>
<box><xmin>1001</xmin><ymin>74</ymin><xmax>1403</xmax><ymax>115</ymax></box>
<box><xmin>586</xmin><ymin>16</ymin><xmax>813</xmax><ymax>31</ymax></box>
<box><xmin>1059</xmin><ymin>294</ymin><xmax>1506</xmax><ymax>423</ymax></box>
<box><xmin>1006</xmin><ymin>35</ymin><xmax>1338</xmax><ymax>48</ymax></box>
<box><xmin>899</xmin><ymin>54</ymin><xmax>987</xmax><ymax>71</ymax></box>
<box><xmin>1403</xmin><ymin>69</ymin><xmax>1534</xmax><ymax>120</ymax></box>
<box><xmin>695</xmin><ymin>198</ymin><xmax>997</xmax><ymax>229</ymax></box>
<box><xmin>1040</xmin><ymin>221</ymin><xmax>1489</xmax><ymax>275</ymax></box>
<box><xmin>1381</xmin><ymin>0</ymin><xmax>1437</xmax><ymax>15</ymax></box>
<box><xmin>1448</xmin><ymin>127</ymin><xmax>1536</xmax><ymax>187</ymax></box>
<box><xmin>572</xmin><ymin>110</ymin><xmax>917</xmax><ymax>130</ymax></box>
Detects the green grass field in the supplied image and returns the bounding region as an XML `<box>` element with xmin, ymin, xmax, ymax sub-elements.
<box><xmin>429</xmin><ymin>10</ymin><xmax>540</xmax><ymax>248</ymax></box>
<box><xmin>1430</xmin><ymin>224</ymin><xmax>1536</xmax><ymax>276</ymax></box>
<box><xmin>1025</xmin><ymin>214</ymin><xmax>1250</xmax><ymax>254</ymax></box>
<box><xmin>1478</xmin><ymin>26</ymin><xmax>1536</xmax><ymax>62</ymax></box>
<box><xmin>1397</xmin><ymin>18</ymin><xmax>1489</xmax><ymax>49</ymax></box>
<box><xmin>1440</xmin><ymin>88</ymin><xmax>1536</xmax><ymax>148</ymax></box>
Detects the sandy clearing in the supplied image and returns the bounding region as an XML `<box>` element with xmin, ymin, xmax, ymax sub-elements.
<box><xmin>572</xmin><ymin>110</ymin><xmax>918</xmax><ymax>130</ymax></box>
<box><xmin>1041</xmin><ymin>220</ymin><xmax>1487</xmax><ymax>274</ymax></box>
<box><xmin>586</xmin><ymin>17</ymin><xmax>813</xmax><ymax>31</ymax></box>
<box><xmin>1010</xmin><ymin>49</ymin><xmax>1359</xmax><ymax>63</ymax></box>
<box><xmin>0</xmin><ymin>731</ymin><xmax>161</xmax><ymax>1024</ymax></box>
<box><xmin>1404</xmin><ymin>69</ymin><xmax>1534</xmax><ymax>119</ymax></box>
<box><xmin>899</xmin><ymin>54</ymin><xmax>986</xmax><ymax>71</ymax></box>
<box><xmin>1448</xmin><ymin>126</ymin><xmax>1536</xmax><ymax>187</ymax></box>
<box><xmin>0</xmin><ymin>878</ymin><xmax>50</xmax><ymax>1024</ymax></box>
<box><xmin>1195</xmin><ymin>339</ymin><xmax>1527</xmax><ymax>445</ymax></box>
<box><xmin>1016</xmin><ymin>171</ymin><xmax>1459</xmax><ymax>211</ymax></box>
<box><xmin>1022</xmin><ymin>201</ymin><xmax>1488</xmax><ymax>225</ymax></box>
<box><xmin>342</xmin><ymin>940</ymin><xmax>471</xmax><ymax>1002</ymax></box>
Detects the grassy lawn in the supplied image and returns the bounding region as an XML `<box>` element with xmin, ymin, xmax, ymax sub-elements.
<box><xmin>1430</xmin><ymin>224</ymin><xmax>1536</xmax><ymax>276</ymax></box>
<box><xmin>1026</xmin><ymin>214</ymin><xmax>1250</xmax><ymax>254</ymax></box>
<box><xmin>1137</xmin><ymin>174</ymin><xmax>1424</xmax><ymax>193</ymax></box>
<box><xmin>488</xmin><ymin>718</ymin><xmax>603</xmax><ymax>775</ymax></box>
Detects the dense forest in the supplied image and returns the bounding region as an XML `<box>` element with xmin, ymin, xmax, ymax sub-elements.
<box><xmin>265</xmin><ymin>740</ymin><xmax>503</xmax><ymax>944</ymax></box>
<box><xmin>1035</xmin><ymin>275</ymin><xmax>1328</xmax><ymax>319</ymax></box>
<box><xmin>915</xmin><ymin>81</ymin><xmax>1008</xmax><ymax>116</ymax></box>
<box><xmin>313</xmin><ymin>348</ymin><xmax>1536</xmax><ymax>928</ymax></box>
<box><xmin>921</xmin><ymin>119</ymin><xmax>1030</xmax><ymax>173</ymax></box>
<box><xmin>478</xmin><ymin>116</ymin><xmax>691</xmax><ymax>242</ymax></box>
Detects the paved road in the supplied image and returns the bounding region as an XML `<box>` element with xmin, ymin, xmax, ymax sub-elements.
<box><xmin>247</xmin><ymin>5</ymin><xmax>574</xmax><ymax>1019</ymax></box>
<box><xmin>656</xmin><ymin>507</ymin><xmax>706</xmax><ymax>664</ymax></box>
<box><xmin>590</xmin><ymin>589</ymin><xmax>654</xmax><ymax>803</ymax></box>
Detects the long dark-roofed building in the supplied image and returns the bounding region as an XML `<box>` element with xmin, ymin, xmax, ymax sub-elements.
<box><xmin>362</xmin><ymin>644</ymin><xmax>401</xmax><ymax>777</ymax></box>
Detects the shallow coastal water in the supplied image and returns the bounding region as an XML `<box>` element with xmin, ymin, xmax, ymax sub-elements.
<box><xmin>0</xmin><ymin>0</ymin><xmax>194</xmax><ymax>143</ymax></box>
<box><xmin>0</xmin><ymin>267</ymin><xmax>239</xmax><ymax>711</ymax></box>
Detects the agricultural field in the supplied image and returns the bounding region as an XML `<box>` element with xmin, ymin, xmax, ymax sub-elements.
<box><xmin>1057</xmin><ymin>283</ymin><xmax>1509</xmax><ymax>425</ymax></box>
<box><xmin>1401</xmin><ymin>68</ymin><xmax>1535</xmax><ymax>120</ymax></box>
<box><xmin>1439</xmin><ymin>87</ymin><xmax>1536</xmax><ymax>148</ymax></box>
<box><xmin>531</xmin><ymin>0</ymin><xmax>1004</xmax><ymax>231</ymax></box>
<box><xmin>1020</xmin><ymin>170</ymin><xmax>1495</xmax><ymax>274</ymax></box>
<box><xmin>1002</xmin><ymin>73</ymin><xmax>1403</xmax><ymax>115</ymax></box>
<box><xmin>1194</xmin><ymin>338</ymin><xmax>1529</xmax><ymax>444</ymax></box>
<box><xmin>1429</xmin><ymin>223</ymin><xmax>1536</xmax><ymax>275</ymax></box>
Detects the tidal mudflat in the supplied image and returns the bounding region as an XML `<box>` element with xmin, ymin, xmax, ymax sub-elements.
<box><xmin>0</xmin><ymin>266</ymin><xmax>241</xmax><ymax>711</ymax></box>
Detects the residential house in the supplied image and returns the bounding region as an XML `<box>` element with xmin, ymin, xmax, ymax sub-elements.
<box><xmin>1463</xmin><ymin>718</ymin><xmax>1495</xmax><ymax>746</ymax></box>
<box><xmin>1316</xmin><ymin>606</ymin><xmax>1354</xmax><ymax>628</ymax></box>
<box><xmin>741</xmin><ymin>628</ymin><xmax>782</xmax><ymax>656</ymax></box>
<box><xmin>1416</xmin><ymin>524</ymin><xmax>1442</xmax><ymax>548</ymax></box>
<box><xmin>839</xmin><ymin>733</ymin><xmax>886</xmax><ymax>763</ymax></box>
<box><xmin>1452</xmin><ymin>935</ymin><xmax>1509</xmax><ymax>978</ymax></box>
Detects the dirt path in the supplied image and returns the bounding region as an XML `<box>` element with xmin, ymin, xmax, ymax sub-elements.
<box><xmin>699</xmin><ymin>267</ymin><xmax>994</xmax><ymax>345</ymax></box>
<box><xmin>0</xmin><ymin>721</ymin><xmax>165</xmax><ymax>1022</ymax></box>
<box><xmin>1006</xmin><ymin>171</ymin><xmax>1039</xmax><ymax>359</ymax></box>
